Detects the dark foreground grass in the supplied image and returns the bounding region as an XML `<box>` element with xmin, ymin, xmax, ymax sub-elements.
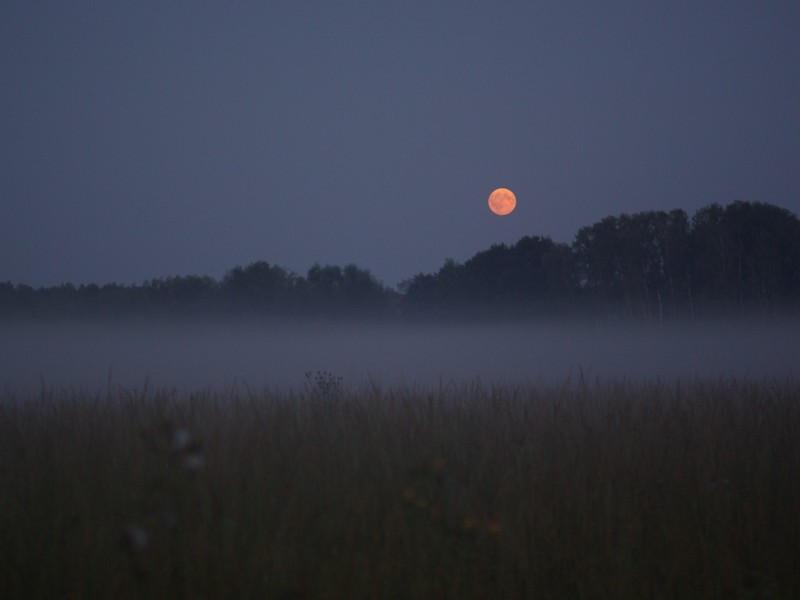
<box><xmin>1</xmin><ymin>376</ymin><xmax>799</xmax><ymax>599</ymax></box>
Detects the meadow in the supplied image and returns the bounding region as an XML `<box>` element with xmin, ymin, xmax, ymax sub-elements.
<box><xmin>1</xmin><ymin>374</ymin><xmax>798</xmax><ymax>599</ymax></box>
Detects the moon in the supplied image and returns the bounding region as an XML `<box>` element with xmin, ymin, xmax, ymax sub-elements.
<box><xmin>488</xmin><ymin>188</ymin><xmax>517</xmax><ymax>216</ymax></box>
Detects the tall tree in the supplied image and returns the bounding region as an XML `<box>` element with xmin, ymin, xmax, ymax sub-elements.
<box><xmin>691</xmin><ymin>201</ymin><xmax>800</xmax><ymax>314</ymax></box>
<box><xmin>222</xmin><ymin>261</ymin><xmax>296</xmax><ymax>313</ymax></box>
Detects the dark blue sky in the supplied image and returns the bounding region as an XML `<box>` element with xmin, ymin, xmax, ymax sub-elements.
<box><xmin>3</xmin><ymin>2</ymin><xmax>799</xmax><ymax>289</ymax></box>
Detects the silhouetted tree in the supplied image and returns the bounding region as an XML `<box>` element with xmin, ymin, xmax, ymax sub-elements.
<box><xmin>306</xmin><ymin>263</ymin><xmax>343</xmax><ymax>311</ymax></box>
<box><xmin>222</xmin><ymin>261</ymin><xmax>297</xmax><ymax>313</ymax></box>
<box><xmin>401</xmin><ymin>238</ymin><xmax>576</xmax><ymax>317</ymax></box>
<box><xmin>340</xmin><ymin>264</ymin><xmax>387</xmax><ymax>313</ymax></box>
<box><xmin>690</xmin><ymin>201</ymin><xmax>800</xmax><ymax>315</ymax></box>
<box><xmin>459</xmin><ymin>236</ymin><xmax>574</xmax><ymax>314</ymax></box>
<box><xmin>574</xmin><ymin>210</ymin><xmax>696</xmax><ymax>320</ymax></box>
<box><xmin>306</xmin><ymin>263</ymin><xmax>388</xmax><ymax>314</ymax></box>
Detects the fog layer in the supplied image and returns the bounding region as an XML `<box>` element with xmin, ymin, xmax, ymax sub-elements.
<box><xmin>1</xmin><ymin>318</ymin><xmax>797</xmax><ymax>392</ymax></box>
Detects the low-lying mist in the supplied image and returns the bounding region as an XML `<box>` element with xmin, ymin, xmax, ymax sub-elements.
<box><xmin>1</xmin><ymin>317</ymin><xmax>797</xmax><ymax>392</ymax></box>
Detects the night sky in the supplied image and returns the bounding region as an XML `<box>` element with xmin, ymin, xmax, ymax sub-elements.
<box><xmin>3</xmin><ymin>2</ymin><xmax>799</xmax><ymax>289</ymax></box>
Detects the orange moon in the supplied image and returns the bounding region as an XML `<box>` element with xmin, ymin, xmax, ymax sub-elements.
<box><xmin>488</xmin><ymin>188</ymin><xmax>517</xmax><ymax>216</ymax></box>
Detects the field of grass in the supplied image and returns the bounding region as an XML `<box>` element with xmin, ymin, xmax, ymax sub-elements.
<box><xmin>1</xmin><ymin>374</ymin><xmax>799</xmax><ymax>599</ymax></box>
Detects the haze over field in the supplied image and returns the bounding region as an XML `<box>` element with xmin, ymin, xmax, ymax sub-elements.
<box><xmin>2</xmin><ymin>318</ymin><xmax>797</xmax><ymax>392</ymax></box>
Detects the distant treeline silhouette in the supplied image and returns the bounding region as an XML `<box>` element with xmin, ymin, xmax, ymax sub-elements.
<box><xmin>2</xmin><ymin>200</ymin><xmax>799</xmax><ymax>320</ymax></box>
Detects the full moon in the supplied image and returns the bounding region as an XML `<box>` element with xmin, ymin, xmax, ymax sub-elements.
<box><xmin>488</xmin><ymin>188</ymin><xmax>517</xmax><ymax>216</ymax></box>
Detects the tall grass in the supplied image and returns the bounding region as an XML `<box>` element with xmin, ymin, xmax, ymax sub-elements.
<box><xmin>1</xmin><ymin>376</ymin><xmax>798</xmax><ymax>599</ymax></box>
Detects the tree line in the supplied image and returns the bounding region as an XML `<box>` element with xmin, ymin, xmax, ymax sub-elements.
<box><xmin>2</xmin><ymin>200</ymin><xmax>799</xmax><ymax>320</ymax></box>
<box><xmin>403</xmin><ymin>201</ymin><xmax>800</xmax><ymax>319</ymax></box>
<box><xmin>0</xmin><ymin>262</ymin><xmax>397</xmax><ymax>319</ymax></box>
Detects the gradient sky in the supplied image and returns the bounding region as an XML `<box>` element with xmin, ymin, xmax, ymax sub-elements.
<box><xmin>3</xmin><ymin>2</ymin><xmax>799</xmax><ymax>289</ymax></box>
